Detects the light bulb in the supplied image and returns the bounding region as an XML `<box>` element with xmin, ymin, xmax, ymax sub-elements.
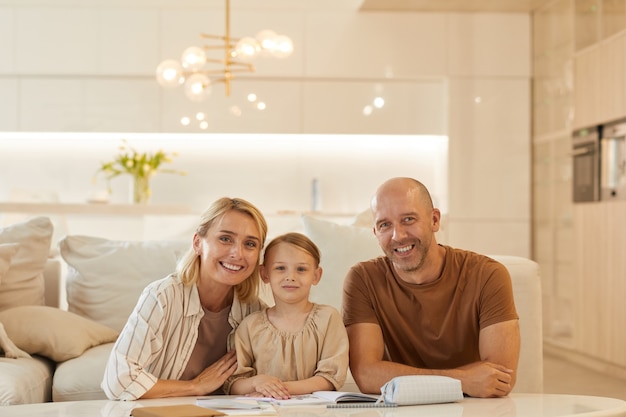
<box><xmin>271</xmin><ymin>35</ymin><xmax>293</xmax><ymax>58</ymax></box>
<box><xmin>230</xmin><ymin>106</ymin><xmax>242</xmax><ymax>116</ymax></box>
<box><xmin>181</xmin><ymin>46</ymin><xmax>207</xmax><ymax>71</ymax></box>
<box><xmin>184</xmin><ymin>73</ymin><xmax>212</xmax><ymax>102</ymax></box>
<box><xmin>373</xmin><ymin>97</ymin><xmax>385</xmax><ymax>109</ymax></box>
<box><xmin>155</xmin><ymin>59</ymin><xmax>184</xmax><ymax>87</ymax></box>
<box><xmin>256</xmin><ymin>29</ymin><xmax>278</xmax><ymax>55</ymax></box>
<box><xmin>235</xmin><ymin>37</ymin><xmax>260</xmax><ymax>60</ymax></box>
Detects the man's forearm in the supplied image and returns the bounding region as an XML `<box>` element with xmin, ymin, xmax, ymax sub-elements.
<box><xmin>351</xmin><ymin>360</ymin><xmax>445</xmax><ymax>394</ymax></box>
<box><xmin>353</xmin><ymin>359</ymin><xmax>513</xmax><ymax>398</ymax></box>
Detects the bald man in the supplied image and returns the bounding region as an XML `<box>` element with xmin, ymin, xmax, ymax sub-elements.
<box><xmin>343</xmin><ymin>177</ymin><xmax>520</xmax><ymax>398</ymax></box>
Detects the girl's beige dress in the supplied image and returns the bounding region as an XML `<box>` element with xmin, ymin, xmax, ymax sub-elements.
<box><xmin>224</xmin><ymin>303</ymin><xmax>349</xmax><ymax>393</ymax></box>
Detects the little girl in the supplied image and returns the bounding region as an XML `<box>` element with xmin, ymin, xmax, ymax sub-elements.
<box><xmin>224</xmin><ymin>232</ymin><xmax>348</xmax><ymax>399</ymax></box>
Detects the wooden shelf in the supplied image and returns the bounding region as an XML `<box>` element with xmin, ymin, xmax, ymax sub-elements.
<box><xmin>0</xmin><ymin>202</ymin><xmax>359</xmax><ymax>219</ymax></box>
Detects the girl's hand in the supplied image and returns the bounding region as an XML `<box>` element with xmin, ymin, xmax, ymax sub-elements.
<box><xmin>250</xmin><ymin>375</ymin><xmax>290</xmax><ymax>399</ymax></box>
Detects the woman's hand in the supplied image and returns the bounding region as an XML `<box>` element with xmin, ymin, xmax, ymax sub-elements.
<box><xmin>192</xmin><ymin>350</ymin><xmax>238</xmax><ymax>395</ymax></box>
<box><xmin>249</xmin><ymin>375</ymin><xmax>290</xmax><ymax>399</ymax></box>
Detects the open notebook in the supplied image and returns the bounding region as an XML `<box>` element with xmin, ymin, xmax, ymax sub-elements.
<box><xmin>263</xmin><ymin>376</ymin><xmax>463</xmax><ymax>406</ymax></box>
<box><xmin>267</xmin><ymin>391</ymin><xmax>380</xmax><ymax>405</ymax></box>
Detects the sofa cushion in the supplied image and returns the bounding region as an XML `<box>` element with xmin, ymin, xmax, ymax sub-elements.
<box><xmin>0</xmin><ymin>355</ymin><xmax>54</xmax><ymax>405</ymax></box>
<box><xmin>0</xmin><ymin>216</ymin><xmax>53</xmax><ymax>311</ymax></box>
<box><xmin>59</xmin><ymin>235</ymin><xmax>189</xmax><ymax>332</ymax></box>
<box><xmin>350</xmin><ymin>208</ymin><xmax>374</xmax><ymax>228</ymax></box>
<box><xmin>0</xmin><ymin>243</ymin><xmax>19</xmax><ymax>282</ymax></box>
<box><xmin>0</xmin><ymin>305</ymin><xmax>119</xmax><ymax>362</ymax></box>
<box><xmin>301</xmin><ymin>215</ymin><xmax>383</xmax><ymax>311</ymax></box>
<box><xmin>53</xmin><ymin>342</ymin><xmax>114</xmax><ymax>401</ymax></box>
<box><xmin>488</xmin><ymin>255</ymin><xmax>543</xmax><ymax>393</ymax></box>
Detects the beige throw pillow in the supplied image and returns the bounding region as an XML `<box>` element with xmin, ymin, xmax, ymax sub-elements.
<box><xmin>0</xmin><ymin>305</ymin><xmax>119</xmax><ymax>362</ymax></box>
<box><xmin>0</xmin><ymin>216</ymin><xmax>53</xmax><ymax>310</ymax></box>
<box><xmin>301</xmin><ymin>215</ymin><xmax>383</xmax><ymax>311</ymax></box>
<box><xmin>0</xmin><ymin>243</ymin><xmax>20</xmax><ymax>284</ymax></box>
<box><xmin>59</xmin><ymin>235</ymin><xmax>189</xmax><ymax>332</ymax></box>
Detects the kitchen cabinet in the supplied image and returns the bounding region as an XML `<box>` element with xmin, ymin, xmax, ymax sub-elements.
<box><xmin>574</xmin><ymin>31</ymin><xmax>626</xmax><ymax>128</ymax></box>
<box><xmin>575</xmin><ymin>0</ymin><xmax>602</xmax><ymax>50</ymax></box>
<box><xmin>602</xmin><ymin>0</ymin><xmax>626</xmax><ymax>38</ymax></box>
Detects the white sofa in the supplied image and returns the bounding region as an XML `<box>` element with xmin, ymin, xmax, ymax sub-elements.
<box><xmin>0</xmin><ymin>215</ymin><xmax>543</xmax><ymax>405</ymax></box>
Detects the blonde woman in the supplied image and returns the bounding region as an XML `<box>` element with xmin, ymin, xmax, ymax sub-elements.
<box><xmin>102</xmin><ymin>197</ymin><xmax>268</xmax><ymax>400</ymax></box>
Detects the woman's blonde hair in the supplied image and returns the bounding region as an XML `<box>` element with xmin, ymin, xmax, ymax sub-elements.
<box><xmin>263</xmin><ymin>232</ymin><xmax>321</xmax><ymax>267</ymax></box>
<box><xmin>177</xmin><ymin>197</ymin><xmax>268</xmax><ymax>304</ymax></box>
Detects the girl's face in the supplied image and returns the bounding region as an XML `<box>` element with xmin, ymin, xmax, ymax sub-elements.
<box><xmin>193</xmin><ymin>210</ymin><xmax>262</xmax><ymax>288</ymax></box>
<box><xmin>260</xmin><ymin>242</ymin><xmax>322</xmax><ymax>305</ymax></box>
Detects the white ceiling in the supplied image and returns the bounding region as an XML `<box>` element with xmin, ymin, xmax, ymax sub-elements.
<box><xmin>359</xmin><ymin>0</ymin><xmax>553</xmax><ymax>13</ymax></box>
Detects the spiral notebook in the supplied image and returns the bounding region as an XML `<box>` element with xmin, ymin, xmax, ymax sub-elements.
<box><xmin>326</xmin><ymin>402</ymin><xmax>398</xmax><ymax>408</ymax></box>
<box><xmin>380</xmin><ymin>375</ymin><xmax>464</xmax><ymax>405</ymax></box>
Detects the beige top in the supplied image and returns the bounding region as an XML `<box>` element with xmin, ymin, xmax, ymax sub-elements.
<box><xmin>223</xmin><ymin>303</ymin><xmax>349</xmax><ymax>393</ymax></box>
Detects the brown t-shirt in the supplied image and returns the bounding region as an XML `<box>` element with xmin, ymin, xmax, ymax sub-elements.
<box><xmin>180</xmin><ymin>305</ymin><xmax>232</xmax><ymax>383</ymax></box>
<box><xmin>342</xmin><ymin>245</ymin><xmax>518</xmax><ymax>369</ymax></box>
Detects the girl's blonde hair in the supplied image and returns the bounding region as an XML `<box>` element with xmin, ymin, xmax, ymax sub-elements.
<box><xmin>263</xmin><ymin>232</ymin><xmax>321</xmax><ymax>267</ymax></box>
<box><xmin>177</xmin><ymin>197</ymin><xmax>268</xmax><ymax>303</ymax></box>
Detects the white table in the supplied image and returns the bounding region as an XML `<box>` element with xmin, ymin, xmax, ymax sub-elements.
<box><xmin>1</xmin><ymin>394</ymin><xmax>625</xmax><ymax>417</ymax></box>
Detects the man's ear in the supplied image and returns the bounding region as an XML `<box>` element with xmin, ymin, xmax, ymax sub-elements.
<box><xmin>431</xmin><ymin>208</ymin><xmax>441</xmax><ymax>232</ymax></box>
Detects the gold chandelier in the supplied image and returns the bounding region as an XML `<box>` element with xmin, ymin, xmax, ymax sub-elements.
<box><xmin>155</xmin><ymin>0</ymin><xmax>293</xmax><ymax>101</ymax></box>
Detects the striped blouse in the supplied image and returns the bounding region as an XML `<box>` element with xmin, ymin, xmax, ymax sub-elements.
<box><xmin>101</xmin><ymin>273</ymin><xmax>263</xmax><ymax>400</ymax></box>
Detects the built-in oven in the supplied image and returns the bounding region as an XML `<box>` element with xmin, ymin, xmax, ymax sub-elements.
<box><xmin>572</xmin><ymin>126</ymin><xmax>600</xmax><ymax>203</ymax></box>
<box><xmin>600</xmin><ymin>118</ymin><xmax>626</xmax><ymax>200</ymax></box>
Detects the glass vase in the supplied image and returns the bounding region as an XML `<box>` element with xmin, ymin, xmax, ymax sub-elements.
<box><xmin>131</xmin><ymin>175</ymin><xmax>151</xmax><ymax>204</ymax></box>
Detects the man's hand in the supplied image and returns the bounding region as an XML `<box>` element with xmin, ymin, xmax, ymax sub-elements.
<box><xmin>456</xmin><ymin>361</ymin><xmax>514</xmax><ymax>398</ymax></box>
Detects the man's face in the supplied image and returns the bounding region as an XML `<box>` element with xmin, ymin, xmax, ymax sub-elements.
<box><xmin>372</xmin><ymin>187</ymin><xmax>439</xmax><ymax>274</ymax></box>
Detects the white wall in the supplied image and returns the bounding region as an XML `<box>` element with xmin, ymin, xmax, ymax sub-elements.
<box><xmin>0</xmin><ymin>1</ymin><xmax>531</xmax><ymax>257</ymax></box>
<box><xmin>0</xmin><ymin>132</ymin><xmax>449</xmax><ymax>243</ymax></box>
<box><xmin>0</xmin><ymin>132</ymin><xmax>449</xmax><ymax>212</ymax></box>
